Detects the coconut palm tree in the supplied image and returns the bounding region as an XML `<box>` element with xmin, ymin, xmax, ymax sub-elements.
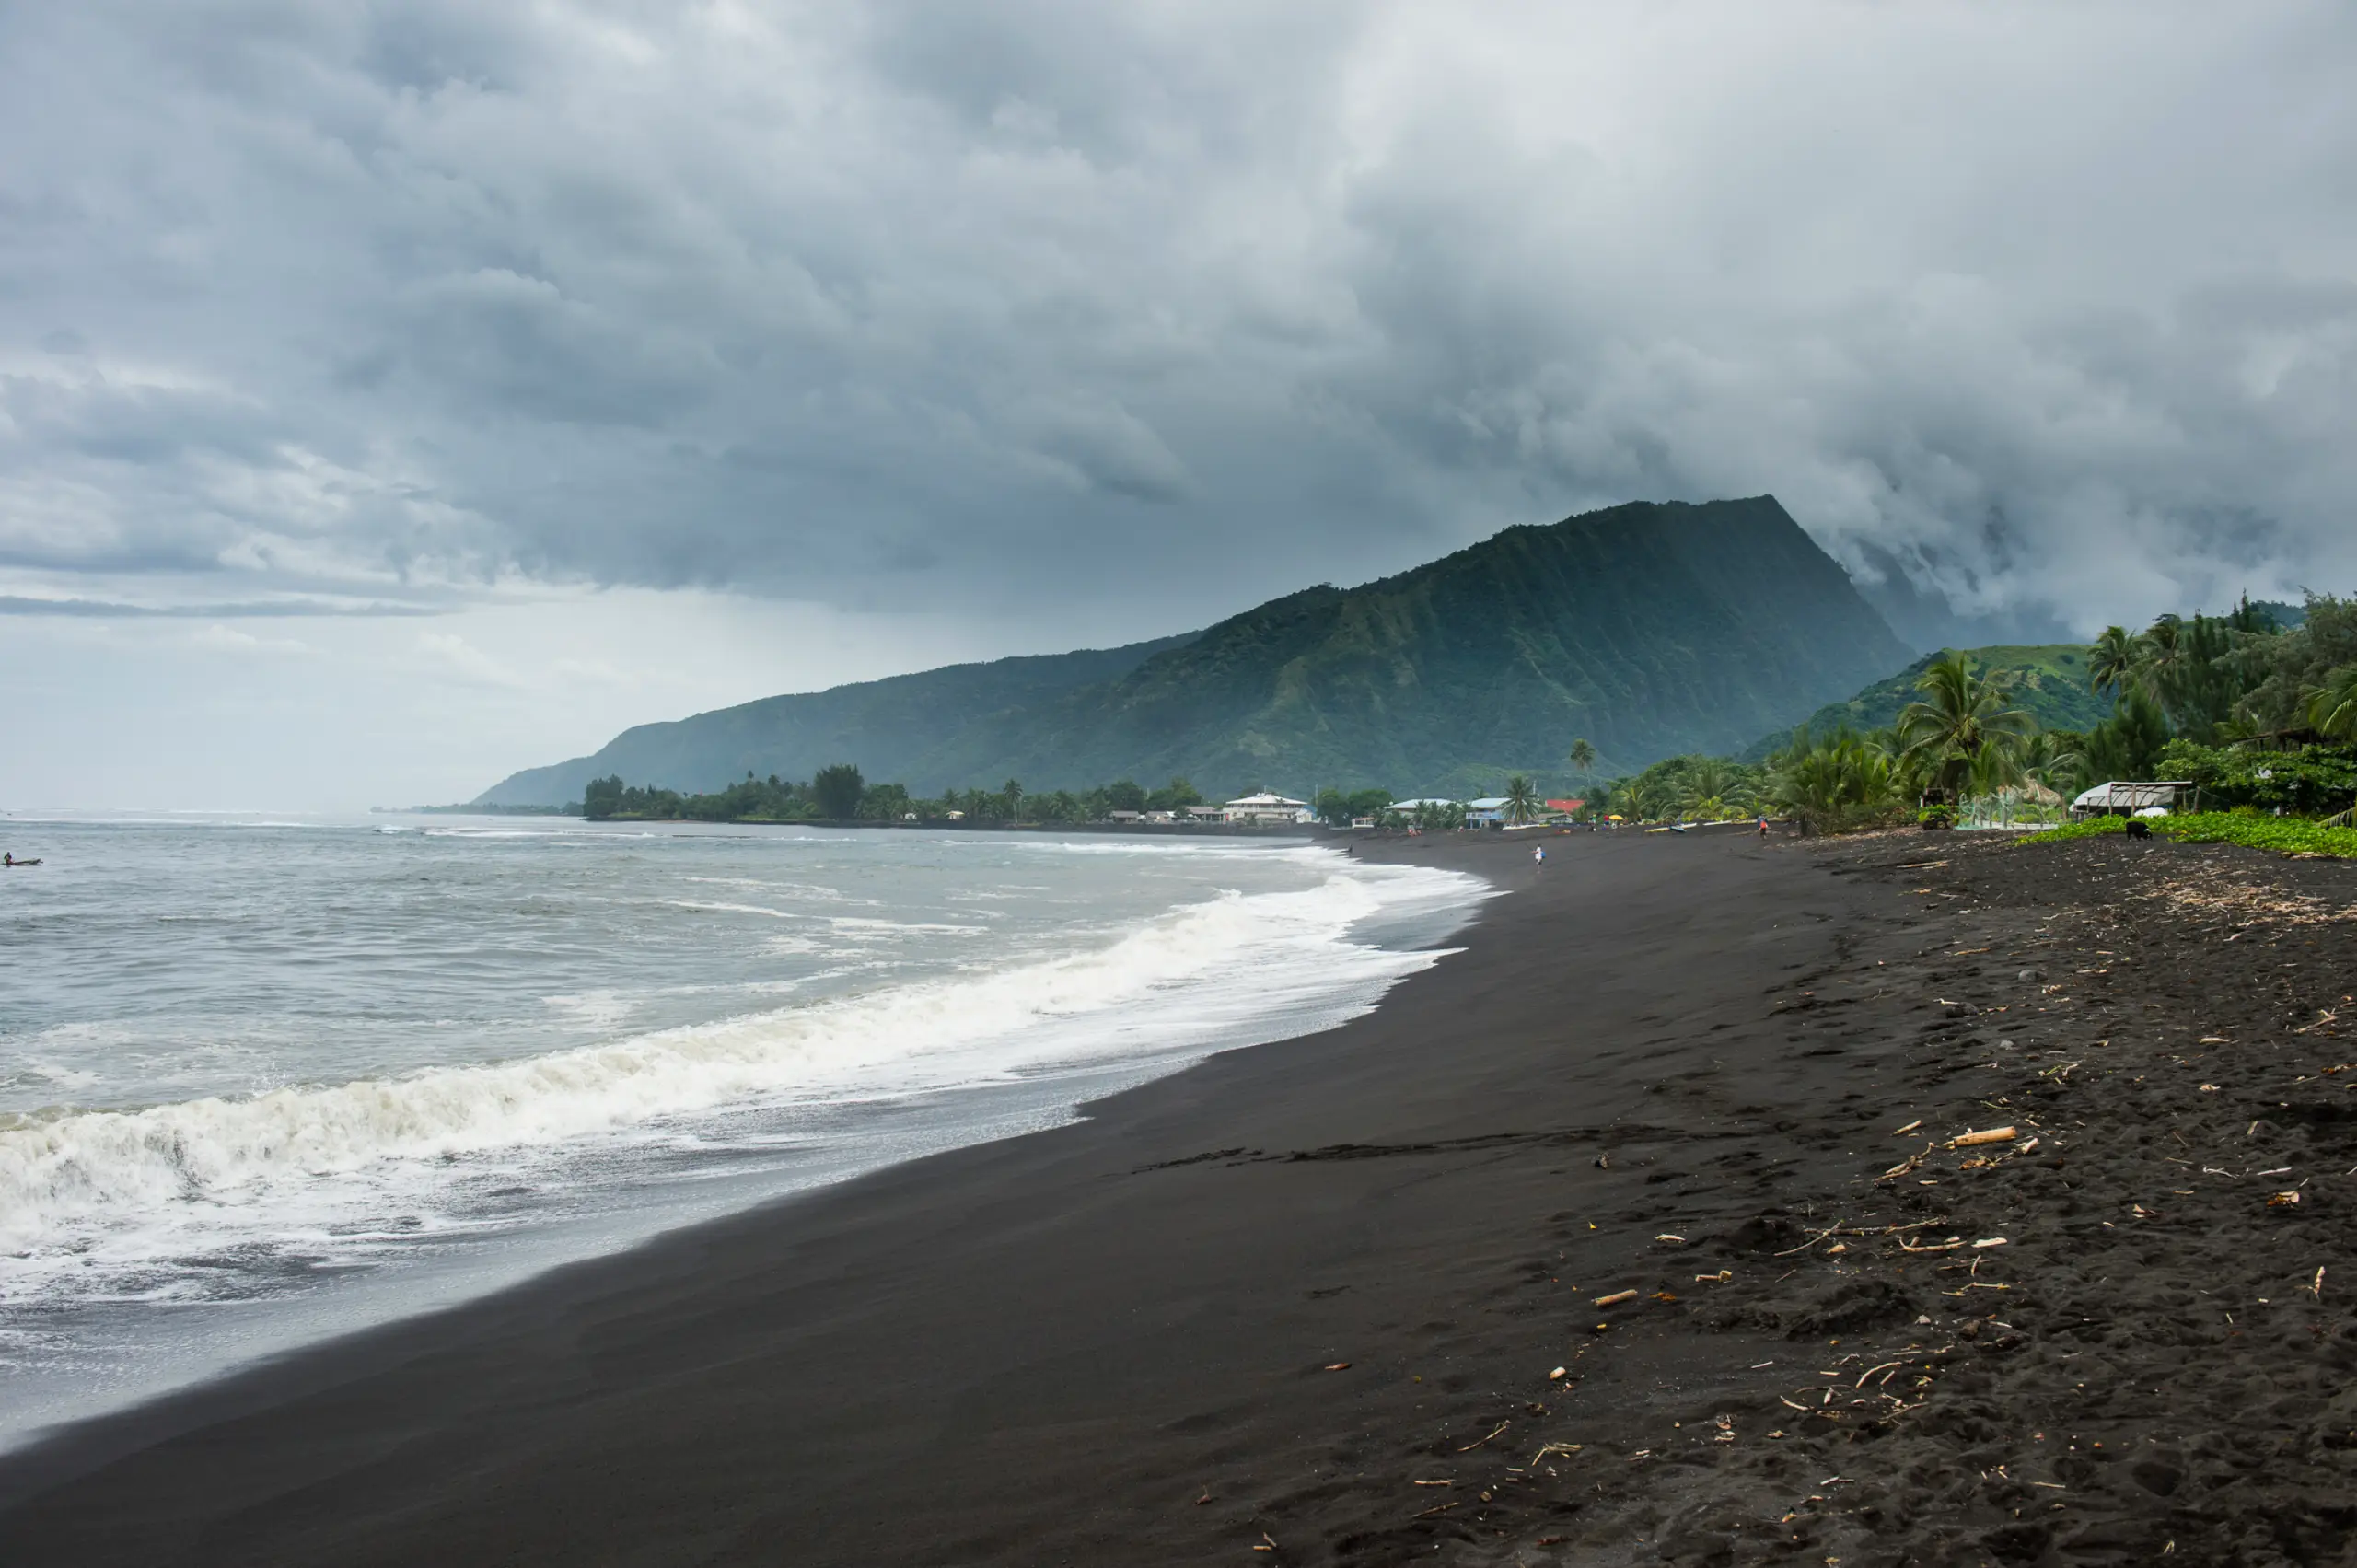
<box><xmin>1502</xmin><ymin>774</ymin><xmax>1540</xmax><ymax>824</ymax></box>
<box><xmin>1568</xmin><ymin>738</ymin><xmax>1597</xmax><ymax>778</ymax></box>
<box><xmin>2137</xmin><ymin>615</ymin><xmax>2184</xmax><ymax>694</ymax></box>
<box><xmin>2307</xmin><ymin>664</ymin><xmax>2357</xmax><ymax>740</ymax></box>
<box><xmin>1895</xmin><ymin>654</ymin><xmax>2033</xmax><ymax>800</ymax></box>
<box><xmin>2019</xmin><ymin>729</ymin><xmax>2085</xmax><ymax>797</ymax></box>
<box><xmin>1675</xmin><ymin>757</ymin><xmax>1754</xmax><ymax>820</ymax></box>
<box><xmin>2088</xmin><ymin>625</ymin><xmax>2140</xmax><ymax>700</ymax></box>
<box><xmin>1768</xmin><ymin>726</ymin><xmax>1900</xmax><ymax>835</ymax></box>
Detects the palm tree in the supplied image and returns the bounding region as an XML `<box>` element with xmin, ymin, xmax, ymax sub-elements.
<box><xmin>1620</xmin><ymin>773</ymin><xmax>1676</xmax><ymax>823</ymax></box>
<box><xmin>1502</xmin><ymin>775</ymin><xmax>1540</xmax><ymax>825</ymax></box>
<box><xmin>1002</xmin><ymin>778</ymin><xmax>1025</xmax><ymax>823</ymax></box>
<box><xmin>2088</xmin><ymin>625</ymin><xmax>2140</xmax><ymax>700</ymax></box>
<box><xmin>1567</xmin><ymin>738</ymin><xmax>1597</xmax><ymax>778</ymax></box>
<box><xmin>2019</xmin><ymin>729</ymin><xmax>2085</xmax><ymax>797</ymax></box>
<box><xmin>2307</xmin><ymin>664</ymin><xmax>2357</xmax><ymax>740</ymax></box>
<box><xmin>1895</xmin><ymin>654</ymin><xmax>2033</xmax><ymax>800</ymax></box>
<box><xmin>2137</xmin><ymin>615</ymin><xmax>2184</xmax><ymax>695</ymax></box>
<box><xmin>1675</xmin><ymin>757</ymin><xmax>1753</xmax><ymax>820</ymax></box>
<box><xmin>1768</xmin><ymin>726</ymin><xmax>1900</xmax><ymax>835</ymax></box>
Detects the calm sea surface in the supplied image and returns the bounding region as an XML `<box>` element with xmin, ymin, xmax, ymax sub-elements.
<box><xmin>0</xmin><ymin>813</ymin><xmax>1484</xmax><ymax>1449</ymax></box>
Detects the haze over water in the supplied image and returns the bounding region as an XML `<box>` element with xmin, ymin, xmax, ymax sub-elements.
<box><xmin>0</xmin><ymin>816</ymin><xmax>1483</xmax><ymax>1449</ymax></box>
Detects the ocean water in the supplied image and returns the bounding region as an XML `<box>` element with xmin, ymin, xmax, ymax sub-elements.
<box><xmin>0</xmin><ymin>813</ymin><xmax>1485</xmax><ymax>1451</ymax></box>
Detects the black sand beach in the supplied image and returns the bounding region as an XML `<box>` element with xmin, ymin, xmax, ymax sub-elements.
<box><xmin>6</xmin><ymin>826</ymin><xmax>2356</xmax><ymax>1565</ymax></box>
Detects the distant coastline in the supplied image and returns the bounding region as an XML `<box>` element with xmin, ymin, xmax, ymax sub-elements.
<box><xmin>386</xmin><ymin>802</ymin><xmax>1316</xmax><ymax>837</ymax></box>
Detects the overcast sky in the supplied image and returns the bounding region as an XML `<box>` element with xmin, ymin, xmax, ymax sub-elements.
<box><xmin>6</xmin><ymin>1</ymin><xmax>2354</xmax><ymax>808</ymax></box>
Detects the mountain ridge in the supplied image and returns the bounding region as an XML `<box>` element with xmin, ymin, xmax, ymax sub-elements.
<box><xmin>478</xmin><ymin>496</ymin><xmax>1912</xmax><ymax>805</ymax></box>
<box><xmin>476</xmin><ymin>633</ymin><xmax>1199</xmax><ymax>807</ymax></box>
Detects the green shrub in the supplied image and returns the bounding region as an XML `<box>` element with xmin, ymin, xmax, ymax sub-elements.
<box><xmin>2026</xmin><ymin>811</ymin><xmax>2357</xmax><ymax>858</ymax></box>
<box><xmin>2155</xmin><ymin>739</ymin><xmax>2357</xmax><ymax>815</ymax></box>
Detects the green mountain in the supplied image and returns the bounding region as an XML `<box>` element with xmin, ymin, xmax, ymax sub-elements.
<box><xmin>476</xmin><ymin>634</ymin><xmax>1197</xmax><ymax>807</ymax></box>
<box><xmin>477</xmin><ymin>496</ymin><xmax>1912</xmax><ymax>805</ymax></box>
<box><xmin>1740</xmin><ymin>644</ymin><xmax>2115</xmax><ymax>761</ymax></box>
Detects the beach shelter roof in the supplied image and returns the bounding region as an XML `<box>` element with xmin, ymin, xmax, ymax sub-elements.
<box><xmin>1223</xmin><ymin>792</ymin><xmax>1308</xmax><ymax>808</ymax></box>
<box><xmin>2072</xmin><ymin>781</ymin><xmax>2192</xmax><ymax>812</ymax></box>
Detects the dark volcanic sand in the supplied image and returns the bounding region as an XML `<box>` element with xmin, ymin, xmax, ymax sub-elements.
<box><xmin>5</xmin><ymin>826</ymin><xmax>2355</xmax><ymax>1566</ymax></box>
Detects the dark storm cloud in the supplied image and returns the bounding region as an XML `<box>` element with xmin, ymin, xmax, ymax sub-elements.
<box><xmin>5</xmin><ymin>1</ymin><xmax>2355</xmax><ymax>633</ymax></box>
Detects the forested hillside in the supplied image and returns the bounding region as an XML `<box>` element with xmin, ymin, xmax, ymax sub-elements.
<box><xmin>1742</xmin><ymin>645</ymin><xmax>2118</xmax><ymax>760</ymax></box>
<box><xmin>478</xmin><ymin>496</ymin><xmax>1910</xmax><ymax>804</ymax></box>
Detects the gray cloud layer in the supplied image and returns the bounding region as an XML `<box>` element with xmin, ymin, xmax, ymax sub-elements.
<box><xmin>6</xmin><ymin>1</ymin><xmax>2355</xmax><ymax>635</ymax></box>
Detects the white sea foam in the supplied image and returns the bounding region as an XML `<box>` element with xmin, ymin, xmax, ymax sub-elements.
<box><xmin>0</xmin><ymin>863</ymin><xmax>1481</xmax><ymax>1308</ymax></box>
<box><xmin>665</xmin><ymin>900</ymin><xmax>805</xmax><ymax>920</ymax></box>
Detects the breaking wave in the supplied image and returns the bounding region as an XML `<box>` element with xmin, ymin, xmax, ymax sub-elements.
<box><xmin>0</xmin><ymin>864</ymin><xmax>1480</xmax><ymax>1304</ymax></box>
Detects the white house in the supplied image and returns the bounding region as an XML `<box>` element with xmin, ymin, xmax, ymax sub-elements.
<box><xmin>1463</xmin><ymin>796</ymin><xmax>1510</xmax><ymax>826</ymax></box>
<box><xmin>1222</xmin><ymin>792</ymin><xmax>1313</xmax><ymax>825</ymax></box>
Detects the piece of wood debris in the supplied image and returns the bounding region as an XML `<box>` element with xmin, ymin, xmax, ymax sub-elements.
<box><xmin>1593</xmin><ymin>1289</ymin><xmax>1639</xmax><ymax>1307</ymax></box>
<box><xmin>1949</xmin><ymin>1126</ymin><xmax>2018</xmax><ymax>1148</ymax></box>
<box><xmin>2269</xmin><ymin>1191</ymin><xmax>2302</xmax><ymax>1207</ymax></box>
<box><xmin>1322</xmin><ymin>1361</ymin><xmax>1351</xmax><ymax>1371</ymax></box>
<box><xmin>1457</xmin><ymin>1421</ymin><xmax>1511</xmax><ymax>1452</ymax></box>
<box><xmin>1654</xmin><ymin>1233</ymin><xmax>1686</xmax><ymax>1243</ymax></box>
<box><xmin>1972</xmin><ymin>1237</ymin><xmax>2008</xmax><ymax>1249</ymax></box>
<box><xmin>1548</xmin><ymin>1365</ymin><xmax>1567</xmax><ymax>1380</ymax></box>
<box><xmin>1898</xmin><ymin>1237</ymin><xmax>1965</xmax><ymax>1253</ymax></box>
<box><xmin>1894</xmin><ymin>1119</ymin><xmax>1923</xmax><ymax>1135</ymax></box>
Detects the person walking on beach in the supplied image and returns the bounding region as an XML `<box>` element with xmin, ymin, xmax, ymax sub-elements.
<box><xmin>1532</xmin><ymin>843</ymin><xmax>1545</xmax><ymax>867</ymax></box>
<box><xmin>1758</xmin><ymin>815</ymin><xmax>1768</xmax><ymax>838</ymax></box>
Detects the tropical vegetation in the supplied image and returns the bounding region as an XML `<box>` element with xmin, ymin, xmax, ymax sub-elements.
<box><xmin>570</xmin><ymin>593</ymin><xmax>2357</xmax><ymax>843</ymax></box>
<box><xmin>1750</xmin><ymin>594</ymin><xmax>2357</xmax><ymax>836</ymax></box>
<box><xmin>582</xmin><ymin>771</ymin><xmax>1208</xmax><ymax>825</ymax></box>
<box><xmin>2035</xmin><ymin>811</ymin><xmax>2357</xmax><ymax>859</ymax></box>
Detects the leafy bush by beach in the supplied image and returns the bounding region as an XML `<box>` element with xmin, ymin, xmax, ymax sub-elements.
<box><xmin>2154</xmin><ymin>739</ymin><xmax>2357</xmax><ymax>816</ymax></box>
<box><xmin>2027</xmin><ymin>811</ymin><xmax>2357</xmax><ymax>858</ymax></box>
